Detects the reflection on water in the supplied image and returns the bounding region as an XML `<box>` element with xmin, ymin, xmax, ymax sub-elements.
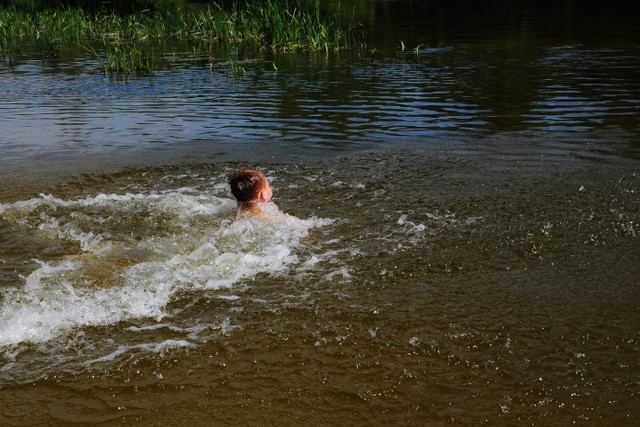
<box><xmin>1</xmin><ymin>0</ymin><xmax>639</xmax><ymax>425</ymax></box>
<box><xmin>2</xmin><ymin>45</ymin><xmax>639</xmax><ymax>157</ymax></box>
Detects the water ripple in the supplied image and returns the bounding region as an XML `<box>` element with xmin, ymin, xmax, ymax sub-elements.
<box><xmin>1</xmin><ymin>45</ymin><xmax>639</xmax><ymax>159</ymax></box>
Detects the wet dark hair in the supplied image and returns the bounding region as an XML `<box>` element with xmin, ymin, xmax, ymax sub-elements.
<box><xmin>228</xmin><ymin>169</ymin><xmax>266</xmax><ymax>204</ymax></box>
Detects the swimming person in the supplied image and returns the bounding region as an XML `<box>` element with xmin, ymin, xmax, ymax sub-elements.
<box><xmin>228</xmin><ymin>168</ymin><xmax>276</xmax><ymax>220</ymax></box>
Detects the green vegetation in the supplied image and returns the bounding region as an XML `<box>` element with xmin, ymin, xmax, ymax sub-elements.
<box><xmin>86</xmin><ymin>41</ymin><xmax>157</xmax><ymax>77</ymax></box>
<box><xmin>0</xmin><ymin>0</ymin><xmax>354</xmax><ymax>76</ymax></box>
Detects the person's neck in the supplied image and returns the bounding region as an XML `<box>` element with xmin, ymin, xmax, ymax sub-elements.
<box><xmin>239</xmin><ymin>200</ymin><xmax>262</xmax><ymax>214</ymax></box>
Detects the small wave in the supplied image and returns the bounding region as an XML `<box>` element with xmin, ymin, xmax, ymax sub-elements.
<box><xmin>85</xmin><ymin>339</ymin><xmax>196</xmax><ymax>365</ymax></box>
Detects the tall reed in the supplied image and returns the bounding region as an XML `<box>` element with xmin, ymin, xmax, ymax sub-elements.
<box><xmin>88</xmin><ymin>40</ymin><xmax>156</xmax><ymax>77</ymax></box>
<box><xmin>1</xmin><ymin>1</ymin><xmax>351</xmax><ymax>48</ymax></box>
<box><xmin>0</xmin><ymin>1</ymin><xmax>354</xmax><ymax>73</ymax></box>
<box><xmin>251</xmin><ymin>0</ymin><xmax>348</xmax><ymax>51</ymax></box>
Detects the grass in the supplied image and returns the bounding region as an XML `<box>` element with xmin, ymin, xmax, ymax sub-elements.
<box><xmin>86</xmin><ymin>41</ymin><xmax>156</xmax><ymax>77</ymax></box>
<box><xmin>249</xmin><ymin>0</ymin><xmax>348</xmax><ymax>51</ymax></box>
<box><xmin>0</xmin><ymin>1</ymin><xmax>354</xmax><ymax>76</ymax></box>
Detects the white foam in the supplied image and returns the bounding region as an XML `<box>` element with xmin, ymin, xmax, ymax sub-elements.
<box><xmin>85</xmin><ymin>339</ymin><xmax>195</xmax><ymax>365</ymax></box>
<box><xmin>0</xmin><ymin>190</ymin><xmax>332</xmax><ymax>349</ymax></box>
<box><xmin>323</xmin><ymin>266</ymin><xmax>352</xmax><ymax>282</ymax></box>
<box><xmin>397</xmin><ymin>214</ymin><xmax>426</xmax><ymax>232</ymax></box>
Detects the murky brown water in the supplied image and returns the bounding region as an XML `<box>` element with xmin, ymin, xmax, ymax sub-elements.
<box><xmin>1</xmin><ymin>1</ymin><xmax>639</xmax><ymax>425</ymax></box>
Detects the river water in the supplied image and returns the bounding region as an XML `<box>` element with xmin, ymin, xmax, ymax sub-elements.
<box><xmin>1</xmin><ymin>0</ymin><xmax>639</xmax><ymax>425</ymax></box>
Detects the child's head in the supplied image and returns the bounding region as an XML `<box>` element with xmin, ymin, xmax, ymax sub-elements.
<box><xmin>228</xmin><ymin>168</ymin><xmax>273</xmax><ymax>207</ymax></box>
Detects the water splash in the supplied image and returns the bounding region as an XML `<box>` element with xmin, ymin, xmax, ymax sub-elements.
<box><xmin>0</xmin><ymin>190</ymin><xmax>332</xmax><ymax>350</ymax></box>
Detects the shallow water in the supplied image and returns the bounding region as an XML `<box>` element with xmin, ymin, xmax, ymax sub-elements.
<box><xmin>1</xmin><ymin>1</ymin><xmax>639</xmax><ymax>425</ymax></box>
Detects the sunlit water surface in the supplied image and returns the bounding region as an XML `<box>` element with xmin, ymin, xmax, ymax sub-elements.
<box><xmin>1</xmin><ymin>1</ymin><xmax>639</xmax><ymax>425</ymax></box>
